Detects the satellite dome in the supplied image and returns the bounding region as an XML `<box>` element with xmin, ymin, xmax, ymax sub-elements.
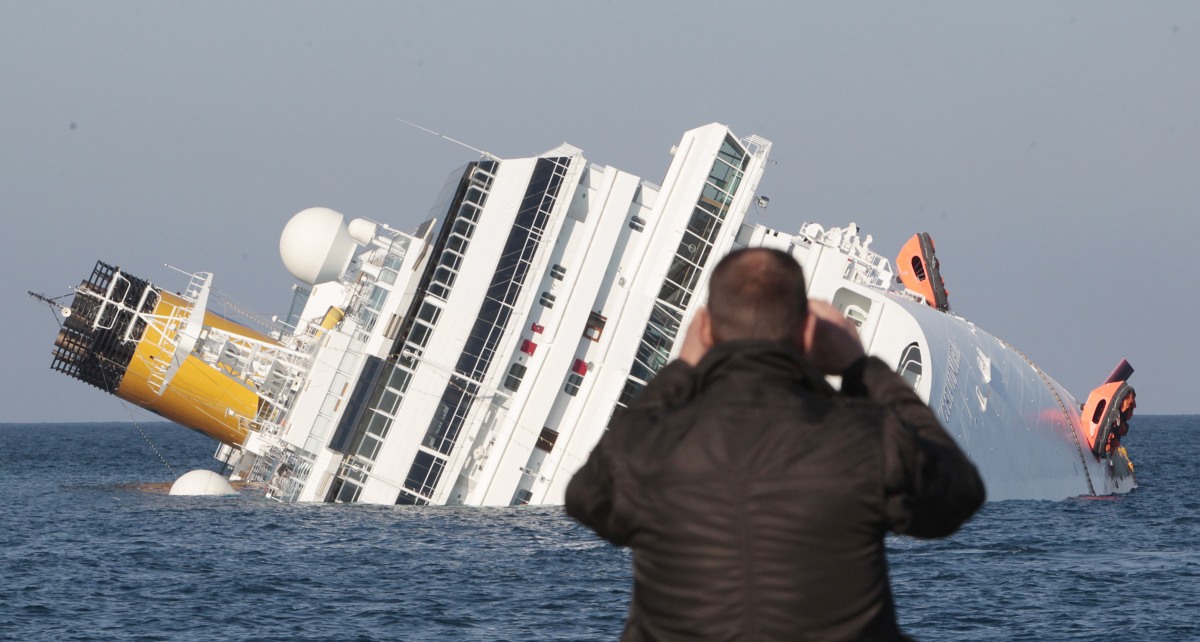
<box><xmin>169</xmin><ymin>469</ymin><xmax>238</xmax><ymax>496</ymax></box>
<box><xmin>279</xmin><ymin>207</ymin><xmax>359</xmax><ymax>285</ymax></box>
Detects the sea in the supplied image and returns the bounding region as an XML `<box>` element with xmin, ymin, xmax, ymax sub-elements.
<box><xmin>1</xmin><ymin>416</ymin><xmax>1197</xmax><ymax>641</ymax></box>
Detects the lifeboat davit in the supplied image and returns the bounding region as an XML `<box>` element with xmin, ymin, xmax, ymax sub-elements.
<box><xmin>896</xmin><ymin>232</ymin><xmax>950</xmax><ymax>311</ymax></box>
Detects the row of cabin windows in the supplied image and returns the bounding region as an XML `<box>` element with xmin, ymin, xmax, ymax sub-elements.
<box><xmin>333</xmin><ymin>163</ymin><xmax>496</xmax><ymax>503</ymax></box>
<box><xmin>344</xmin><ymin>287</ymin><xmax>445</xmax><ymax>468</ymax></box>
<box><xmin>541</xmin><ymin>262</ymin><xmax>566</xmax><ymax>308</ymax></box>
<box><xmin>428</xmin><ymin>200</ymin><xmax>484</xmax><ymax>300</ymax></box>
<box><xmin>617</xmin><ymin>137</ymin><xmax>749</xmax><ymax>408</ymax></box>
<box><xmin>503</xmin><ymin>312</ymin><xmax>606</xmax><ymax>394</ymax></box>
<box><xmin>399</xmin><ymin>157</ymin><xmax>571</xmax><ymax>504</ymax></box>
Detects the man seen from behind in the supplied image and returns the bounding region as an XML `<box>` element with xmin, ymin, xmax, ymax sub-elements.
<box><xmin>566</xmin><ymin>247</ymin><xmax>985</xmax><ymax>641</ymax></box>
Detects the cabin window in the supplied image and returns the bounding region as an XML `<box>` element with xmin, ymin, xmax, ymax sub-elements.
<box><xmin>336</xmin><ymin>481</ymin><xmax>363</xmax><ymax>504</ymax></box>
<box><xmin>458</xmin><ymin>202</ymin><xmax>481</xmax><ymax>223</ymax></box>
<box><xmin>358</xmin><ymin>434</ymin><xmax>383</xmax><ymax>462</ymax></box>
<box><xmin>584</xmin><ymin>312</ymin><xmax>606</xmax><ymax>342</ymax></box>
<box><xmin>504</xmin><ymin>363</ymin><xmax>527</xmax><ymax>392</ymax></box>
<box><xmin>409</xmin><ymin>322</ymin><xmax>434</xmax><ymax>349</ymax></box>
<box><xmin>377</xmin><ymin>388</ymin><xmax>401</xmax><ymax>416</ymax></box>
<box><xmin>845</xmin><ymin>305</ymin><xmax>868</xmax><ymax>329</ymax></box>
<box><xmin>897</xmin><ymin>343</ymin><xmax>923</xmax><ymax>387</ymax></box>
<box><xmin>364</xmin><ymin>412</ymin><xmax>391</xmax><ymax>438</ymax></box>
<box><xmin>451</xmin><ymin>217</ymin><xmax>475</xmax><ymax>237</ymax></box>
<box><xmin>417</xmin><ymin>302</ymin><xmax>442</xmax><ymax>325</ymax></box>
<box><xmin>564</xmin><ymin>372</ymin><xmax>584</xmax><ymax>396</ymax></box>
<box><xmin>466</xmin><ymin>186</ymin><xmax>487</xmax><ymax>206</ymax></box>
<box><xmin>832</xmin><ymin>288</ymin><xmax>872</xmax><ymax>330</ymax></box>
<box><xmin>387</xmin><ymin>368</ymin><xmax>412</xmax><ymax>394</ymax></box>
<box><xmin>446</xmin><ymin>234</ymin><xmax>468</xmax><ymax>255</ymax></box>
<box><xmin>536</xmin><ymin>427</ymin><xmax>559</xmax><ymax>453</ymax></box>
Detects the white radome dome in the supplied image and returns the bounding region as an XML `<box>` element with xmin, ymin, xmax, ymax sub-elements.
<box><xmin>169</xmin><ymin>469</ymin><xmax>238</xmax><ymax>496</ymax></box>
<box><xmin>279</xmin><ymin>207</ymin><xmax>358</xmax><ymax>285</ymax></box>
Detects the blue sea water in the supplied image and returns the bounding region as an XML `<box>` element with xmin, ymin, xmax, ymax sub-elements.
<box><xmin>1</xmin><ymin>416</ymin><xmax>1198</xmax><ymax>641</ymax></box>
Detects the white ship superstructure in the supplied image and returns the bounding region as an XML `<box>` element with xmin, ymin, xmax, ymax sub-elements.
<box><xmin>37</xmin><ymin>123</ymin><xmax>1136</xmax><ymax>504</ymax></box>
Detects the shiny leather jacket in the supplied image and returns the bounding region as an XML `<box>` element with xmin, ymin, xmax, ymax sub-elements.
<box><xmin>566</xmin><ymin>340</ymin><xmax>985</xmax><ymax>641</ymax></box>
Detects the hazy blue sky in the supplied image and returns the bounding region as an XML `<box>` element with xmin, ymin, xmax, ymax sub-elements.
<box><xmin>3</xmin><ymin>2</ymin><xmax>1197</xmax><ymax>421</ymax></box>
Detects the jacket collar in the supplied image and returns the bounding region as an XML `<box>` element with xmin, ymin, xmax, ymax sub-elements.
<box><xmin>692</xmin><ymin>339</ymin><xmax>836</xmax><ymax>396</ymax></box>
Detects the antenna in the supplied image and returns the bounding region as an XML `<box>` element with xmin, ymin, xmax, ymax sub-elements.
<box><xmin>397</xmin><ymin>118</ymin><xmax>502</xmax><ymax>161</ymax></box>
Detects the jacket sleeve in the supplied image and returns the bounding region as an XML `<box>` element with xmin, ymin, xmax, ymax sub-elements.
<box><xmin>564</xmin><ymin>359</ymin><xmax>697</xmax><ymax>545</ymax></box>
<box><xmin>842</xmin><ymin>356</ymin><xmax>986</xmax><ymax>538</ymax></box>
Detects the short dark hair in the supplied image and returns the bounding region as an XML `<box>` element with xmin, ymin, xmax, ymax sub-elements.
<box><xmin>707</xmin><ymin>247</ymin><xmax>808</xmax><ymax>343</ymax></box>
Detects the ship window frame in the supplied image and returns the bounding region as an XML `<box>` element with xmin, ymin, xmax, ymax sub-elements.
<box><xmin>417</xmin><ymin>301</ymin><xmax>442</xmax><ymax>325</ymax></box>
<box><xmin>536</xmin><ymin>427</ymin><xmax>559</xmax><ymax>453</ymax></box>
<box><xmin>358</xmin><ymin>434</ymin><xmax>383</xmax><ymax>462</ymax></box>
<box><xmin>335</xmin><ymin>481</ymin><xmax>363</xmax><ymax>503</ymax></box>
<box><xmin>897</xmin><ymin>342</ymin><xmax>923</xmax><ymax>388</ymax></box>
<box><xmin>377</xmin><ymin>388</ymin><xmax>401</xmax><ymax>416</ymax></box>
<box><xmin>409</xmin><ymin>321</ymin><xmax>434</xmax><ymax>349</ymax></box>
<box><xmin>584</xmin><ymin>311</ymin><xmax>606</xmax><ymax>342</ymax></box>
<box><xmin>504</xmin><ymin>363</ymin><xmax>527</xmax><ymax>392</ymax></box>
<box><xmin>564</xmin><ymin>372</ymin><xmax>584</xmax><ymax>397</ymax></box>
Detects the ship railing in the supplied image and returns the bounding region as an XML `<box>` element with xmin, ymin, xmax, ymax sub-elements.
<box><xmin>181</xmin><ymin>271</ymin><xmax>208</xmax><ymax>301</ymax></box>
<box><xmin>337</xmin><ymin>455</ymin><xmax>375</xmax><ymax>480</ymax></box>
<box><xmin>265</xmin><ymin>448</ymin><xmax>317</xmax><ymax>503</ymax></box>
<box><xmin>248</xmin><ymin>444</ymin><xmax>284</xmax><ymax>484</ymax></box>
<box><xmin>123</xmin><ymin>286</ymin><xmax>160</xmax><ymax>342</ymax></box>
<box><xmin>142</xmin><ymin>306</ymin><xmax>190</xmax><ymax>395</ymax></box>
<box><xmin>141</xmin><ymin>271</ymin><xmax>212</xmax><ymax>395</ymax></box>
<box><xmin>740</xmin><ymin>134</ymin><xmax>772</xmax><ymax>160</ymax></box>
<box><xmin>90</xmin><ymin>272</ymin><xmax>132</xmax><ymax>331</ymax></box>
<box><xmin>363</xmin><ymin>250</ymin><xmax>387</xmax><ymax>268</ymax></box>
<box><xmin>891</xmin><ymin>288</ymin><xmax>928</xmax><ymax>306</ymax></box>
<box><xmin>843</xmin><ymin>255</ymin><xmax>893</xmax><ymax>292</ymax></box>
<box><xmin>194</xmin><ymin>326</ymin><xmax>315</xmax><ymax>407</ymax></box>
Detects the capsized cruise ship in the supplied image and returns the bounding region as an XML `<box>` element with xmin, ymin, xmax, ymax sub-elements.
<box><xmin>35</xmin><ymin>123</ymin><xmax>1137</xmax><ymax>504</ymax></box>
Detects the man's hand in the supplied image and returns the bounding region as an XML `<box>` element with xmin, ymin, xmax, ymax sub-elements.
<box><xmin>677</xmin><ymin>307</ymin><xmax>713</xmax><ymax>366</ymax></box>
<box><xmin>802</xmin><ymin>299</ymin><xmax>866</xmax><ymax>375</ymax></box>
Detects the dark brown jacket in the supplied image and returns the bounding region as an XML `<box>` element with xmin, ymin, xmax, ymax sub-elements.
<box><xmin>566</xmin><ymin>340</ymin><xmax>985</xmax><ymax>641</ymax></box>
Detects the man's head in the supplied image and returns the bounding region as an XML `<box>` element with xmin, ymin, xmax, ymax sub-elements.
<box><xmin>706</xmin><ymin>247</ymin><xmax>808</xmax><ymax>344</ymax></box>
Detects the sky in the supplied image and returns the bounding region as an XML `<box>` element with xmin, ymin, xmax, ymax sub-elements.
<box><xmin>2</xmin><ymin>1</ymin><xmax>1197</xmax><ymax>422</ymax></box>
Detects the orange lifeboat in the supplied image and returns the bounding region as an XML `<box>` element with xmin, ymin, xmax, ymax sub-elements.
<box><xmin>896</xmin><ymin>232</ymin><xmax>949</xmax><ymax>311</ymax></box>
<box><xmin>1081</xmin><ymin>359</ymin><xmax>1137</xmax><ymax>458</ymax></box>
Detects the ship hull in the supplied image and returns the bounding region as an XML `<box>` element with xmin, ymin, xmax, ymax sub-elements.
<box><xmin>39</xmin><ymin>125</ymin><xmax>1137</xmax><ymax>505</ymax></box>
<box><xmin>893</xmin><ymin>297</ymin><xmax>1135</xmax><ymax>500</ymax></box>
